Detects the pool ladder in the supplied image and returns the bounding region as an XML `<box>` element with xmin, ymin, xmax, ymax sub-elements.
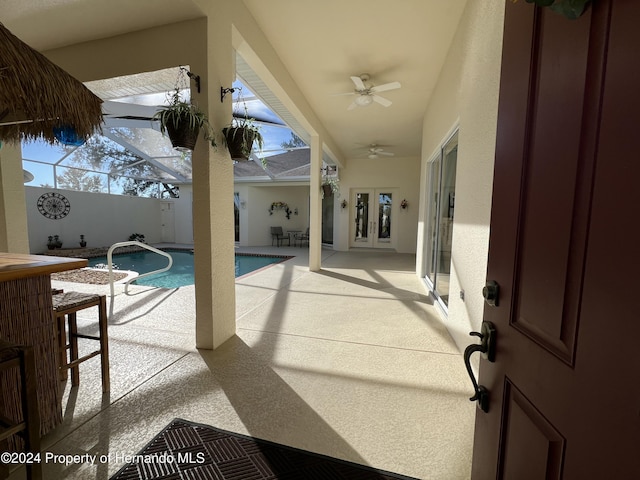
<box><xmin>106</xmin><ymin>241</ymin><xmax>173</xmax><ymax>318</ymax></box>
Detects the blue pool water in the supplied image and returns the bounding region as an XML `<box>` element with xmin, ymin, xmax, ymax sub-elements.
<box><xmin>87</xmin><ymin>250</ymin><xmax>289</xmax><ymax>288</ymax></box>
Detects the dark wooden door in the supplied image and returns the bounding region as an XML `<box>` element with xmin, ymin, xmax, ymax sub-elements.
<box><xmin>471</xmin><ymin>1</ymin><xmax>640</xmax><ymax>478</ymax></box>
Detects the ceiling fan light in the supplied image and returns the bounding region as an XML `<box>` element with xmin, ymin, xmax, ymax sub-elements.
<box><xmin>354</xmin><ymin>95</ymin><xmax>373</xmax><ymax>107</ymax></box>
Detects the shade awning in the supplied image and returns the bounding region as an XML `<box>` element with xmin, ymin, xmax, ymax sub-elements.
<box><xmin>0</xmin><ymin>22</ymin><xmax>103</xmax><ymax>145</ymax></box>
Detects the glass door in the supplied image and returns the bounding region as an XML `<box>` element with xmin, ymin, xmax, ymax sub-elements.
<box><xmin>351</xmin><ymin>189</ymin><xmax>396</xmax><ymax>248</ymax></box>
<box><xmin>424</xmin><ymin>131</ymin><xmax>458</xmax><ymax>307</ymax></box>
<box><xmin>322</xmin><ymin>192</ymin><xmax>334</xmax><ymax>244</ymax></box>
<box><xmin>353</xmin><ymin>191</ymin><xmax>370</xmax><ymax>245</ymax></box>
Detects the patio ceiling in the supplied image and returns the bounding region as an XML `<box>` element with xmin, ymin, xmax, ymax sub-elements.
<box><xmin>20</xmin><ymin>66</ymin><xmax>303</xmax><ymax>188</ymax></box>
<box><xmin>4</xmin><ymin>0</ymin><xmax>468</xmax><ymax>178</ymax></box>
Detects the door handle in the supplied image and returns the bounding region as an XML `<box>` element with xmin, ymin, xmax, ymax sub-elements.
<box><xmin>464</xmin><ymin>321</ymin><xmax>496</xmax><ymax>413</ymax></box>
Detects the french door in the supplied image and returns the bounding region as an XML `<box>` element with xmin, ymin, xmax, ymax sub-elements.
<box><xmin>350</xmin><ymin>189</ymin><xmax>396</xmax><ymax>249</ymax></box>
<box><xmin>424</xmin><ymin>130</ymin><xmax>458</xmax><ymax>307</ymax></box>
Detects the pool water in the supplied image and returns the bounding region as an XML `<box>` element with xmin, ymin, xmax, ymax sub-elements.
<box><xmin>87</xmin><ymin>250</ymin><xmax>289</xmax><ymax>288</ymax></box>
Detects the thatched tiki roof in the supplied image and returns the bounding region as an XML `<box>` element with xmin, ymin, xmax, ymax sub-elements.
<box><xmin>0</xmin><ymin>22</ymin><xmax>103</xmax><ymax>145</ymax></box>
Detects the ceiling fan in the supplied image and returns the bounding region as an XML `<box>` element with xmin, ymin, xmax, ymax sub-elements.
<box><xmin>334</xmin><ymin>74</ymin><xmax>401</xmax><ymax>110</ymax></box>
<box><xmin>365</xmin><ymin>144</ymin><xmax>394</xmax><ymax>159</ymax></box>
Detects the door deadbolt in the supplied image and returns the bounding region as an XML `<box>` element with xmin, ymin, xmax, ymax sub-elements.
<box><xmin>482</xmin><ymin>280</ymin><xmax>499</xmax><ymax>307</ymax></box>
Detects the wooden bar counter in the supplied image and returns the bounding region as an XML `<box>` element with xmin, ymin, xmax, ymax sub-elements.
<box><xmin>0</xmin><ymin>253</ymin><xmax>87</xmax><ymax>436</ymax></box>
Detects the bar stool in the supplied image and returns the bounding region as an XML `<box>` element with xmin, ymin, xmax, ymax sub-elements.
<box><xmin>0</xmin><ymin>339</ymin><xmax>42</xmax><ymax>480</ymax></box>
<box><xmin>52</xmin><ymin>292</ymin><xmax>110</xmax><ymax>393</ymax></box>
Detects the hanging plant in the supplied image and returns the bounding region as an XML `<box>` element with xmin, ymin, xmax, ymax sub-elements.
<box><xmin>321</xmin><ymin>175</ymin><xmax>340</xmax><ymax>199</ymax></box>
<box><xmin>154</xmin><ymin>89</ymin><xmax>216</xmax><ymax>151</ymax></box>
<box><xmin>222</xmin><ymin>87</ymin><xmax>264</xmax><ymax>161</ymax></box>
<box><xmin>154</xmin><ymin>68</ymin><xmax>216</xmax><ymax>152</ymax></box>
<box><xmin>514</xmin><ymin>0</ymin><xmax>592</xmax><ymax>19</ymax></box>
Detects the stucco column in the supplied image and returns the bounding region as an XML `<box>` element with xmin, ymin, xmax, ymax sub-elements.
<box><xmin>0</xmin><ymin>143</ymin><xmax>29</xmax><ymax>253</ymax></box>
<box><xmin>309</xmin><ymin>135</ymin><xmax>322</xmax><ymax>271</ymax></box>
<box><xmin>193</xmin><ymin>9</ymin><xmax>236</xmax><ymax>350</ymax></box>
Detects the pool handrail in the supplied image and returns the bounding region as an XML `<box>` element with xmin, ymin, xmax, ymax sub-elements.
<box><xmin>106</xmin><ymin>242</ymin><xmax>173</xmax><ymax>316</ymax></box>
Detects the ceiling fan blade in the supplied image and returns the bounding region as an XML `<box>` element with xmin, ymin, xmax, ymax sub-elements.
<box><xmin>372</xmin><ymin>95</ymin><xmax>392</xmax><ymax>107</ymax></box>
<box><xmin>350</xmin><ymin>76</ymin><xmax>367</xmax><ymax>91</ymax></box>
<box><xmin>330</xmin><ymin>92</ymin><xmax>357</xmax><ymax>97</ymax></box>
<box><xmin>378</xmin><ymin>151</ymin><xmax>394</xmax><ymax>156</ymax></box>
<box><xmin>347</xmin><ymin>101</ymin><xmax>359</xmax><ymax>111</ymax></box>
<box><xmin>370</xmin><ymin>81</ymin><xmax>401</xmax><ymax>93</ymax></box>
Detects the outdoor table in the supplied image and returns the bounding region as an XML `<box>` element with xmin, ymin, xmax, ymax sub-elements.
<box><xmin>0</xmin><ymin>253</ymin><xmax>87</xmax><ymax>435</ymax></box>
<box><xmin>287</xmin><ymin>230</ymin><xmax>301</xmax><ymax>246</ymax></box>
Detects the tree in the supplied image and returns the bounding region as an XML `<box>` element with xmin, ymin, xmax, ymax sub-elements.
<box><xmin>55</xmin><ymin>133</ymin><xmax>179</xmax><ymax>197</ymax></box>
<box><xmin>280</xmin><ymin>132</ymin><xmax>306</xmax><ymax>150</ymax></box>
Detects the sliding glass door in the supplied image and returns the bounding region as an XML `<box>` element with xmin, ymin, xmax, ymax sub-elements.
<box><xmin>424</xmin><ymin>131</ymin><xmax>458</xmax><ymax>307</ymax></box>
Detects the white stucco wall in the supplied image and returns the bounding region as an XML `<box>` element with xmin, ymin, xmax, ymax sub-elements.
<box><xmin>418</xmin><ymin>0</ymin><xmax>505</xmax><ymax>351</ymax></box>
<box><xmin>173</xmin><ymin>184</ymin><xmax>194</xmax><ymax>245</ymax></box>
<box><xmin>236</xmin><ymin>184</ymin><xmax>310</xmax><ymax>246</ymax></box>
<box><xmin>25</xmin><ymin>186</ymin><xmax>162</xmax><ymax>254</ymax></box>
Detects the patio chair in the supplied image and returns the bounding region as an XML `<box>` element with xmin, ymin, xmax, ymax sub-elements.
<box><xmin>270</xmin><ymin>226</ymin><xmax>290</xmax><ymax>247</ymax></box>
<box><xmin>295</xmin><ymin>227</ymin><xmax>309</xmax><ymax>247</ymax></box>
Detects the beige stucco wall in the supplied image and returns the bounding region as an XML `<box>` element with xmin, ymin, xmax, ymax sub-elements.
<box><xmin>45</xmin><ymin>16</ymin><xmax>237</xmax><ymax>349</ymax></box>
<box><xmin>0</xmin><ymin>143</ymin><xmax>29</xmax><ymax>253</ymax></box>
<box><xmin>418</xmin><ymin>0</ymin><xmax>505</xmax><ymax>351</ymax></box>
<box><xmin>336</xmin><ymin>156</ymin><xmax>420</xmax><ymax>253</ymax></box>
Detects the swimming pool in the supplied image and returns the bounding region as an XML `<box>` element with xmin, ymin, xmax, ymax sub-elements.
<box><xmin>87</xmin><ymin>250</ymin><xmax>290</xmax><ymax>288</ymax></box>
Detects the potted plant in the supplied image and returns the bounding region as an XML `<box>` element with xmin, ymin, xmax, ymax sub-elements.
<box><xmin>514</xmin><ymin>0</ymin><xmax>591</xmax><ymax>19</ymax></box>
<box><xmin>53</xmin><ymin>235</ymin><xmax>63</xmax><ymax>249</ymax></box>
<box><xmin>129</xmin><ymin>233</ymin><xmax>146</xmax><ymax>243</ymax></box>
<box><xmin>154</xmin><ymin>89</ymin><xmax>216</xmax><ymax>152</ymax></box>
<box><xmin>222</xmin><ymin>90</ymin><xmax>264</xmax><ymax>161</ymax></box>
<box><xmin>79</xmin><ymin>234</ymin><xmax>87</xmax><ymax>248</ymax></box>
<box><xmin>47</xmin><ymin>236</ymin><xmax>56</xmax><ymax>250</ymax></box>
<box><xmin>321</xmin><ymin>175</ymin><xmax>340</xmax><ymax>198</ymax></box>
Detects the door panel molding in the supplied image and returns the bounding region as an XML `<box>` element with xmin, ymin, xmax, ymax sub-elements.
<box><xmin>509</xmin><ymin>5</ymin><xmax>607</xmax><ymax>366</ymax></box>
<box><xmin>498</xmin><ymin>379</ymin><xmax>565</xmax><ymax>480</ymax></box>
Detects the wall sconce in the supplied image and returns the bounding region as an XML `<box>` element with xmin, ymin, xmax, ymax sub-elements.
<box><xmin>294</xmin><ymin>208</ymin><xmax>298</xmax><ymax>215</ymax></box>
<box><xmin>240</xmin><ymin>200</ymin><xmax>246</xmax><ymax>209</ymax></box>
<box><xmin>341</xmin><ymin>199</ymin><xmax>348</xmax><ymax>209</ymax></box>
<box><xmin>400</xmin><ymin>199</ymin><xmax>408</xmax><ymax>209</ymax></box>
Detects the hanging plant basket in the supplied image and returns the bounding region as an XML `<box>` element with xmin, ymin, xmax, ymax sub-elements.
<box><xmin>222</xmin><ymin>87</ymin><xmax>264</xmax><ymax>162</ymax></box>
<box><xmin>223</xmin><ymin>126</ymin><xmax>258</xmax><ymax>161</ymax></box>
<box><xmin>322</xmin><ymin>184</ymin><xmax>333</xmax><ymax>197</ymax></box>
<box><xmin>153</xmin><ymin>70</ymin><xmax>216</xmax><ymax>153</ymax></box>
<box><xmin>166</xmin><ymin>121</ymin><xmax>200</xmax><ymax>152</ymax></box>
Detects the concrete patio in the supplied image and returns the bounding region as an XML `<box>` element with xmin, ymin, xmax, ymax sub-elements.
<box><xmin>11</xmin><ymin>247</ymin><xmax>475</xmax><ymax>480</ymax></box>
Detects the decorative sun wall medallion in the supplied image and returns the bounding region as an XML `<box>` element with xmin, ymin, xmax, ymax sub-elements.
<box><xmin>37</xmin><ymin>192</ymin><xmax>71</xmax><ymax>219</ymax></box>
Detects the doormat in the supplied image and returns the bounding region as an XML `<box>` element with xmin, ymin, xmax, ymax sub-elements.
<box><xmin>110</xmin><ymin>418</ymin><xmax>419</xmax><ymax>480</ymax></box>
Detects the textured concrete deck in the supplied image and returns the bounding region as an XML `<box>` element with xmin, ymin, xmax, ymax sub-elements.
<box><xmin>12</xmin><ymin>246</ymin><xmax>475</xmax><ymax>480</ymax></box>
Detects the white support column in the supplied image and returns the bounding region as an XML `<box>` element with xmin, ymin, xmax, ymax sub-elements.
<box><xmin>309</xmin><ymin>135</ymin><xmax>322</xmax><ymax>271</ymax></box>
<box><xmin>194</xmin><ymin>10</ymin><xmax>236</xmax><ymax>350</ymax></box>
<box><xmin>0</xmin><ymin>143</ymin><xmax>29</xmax><ymax>253</ymax></box>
